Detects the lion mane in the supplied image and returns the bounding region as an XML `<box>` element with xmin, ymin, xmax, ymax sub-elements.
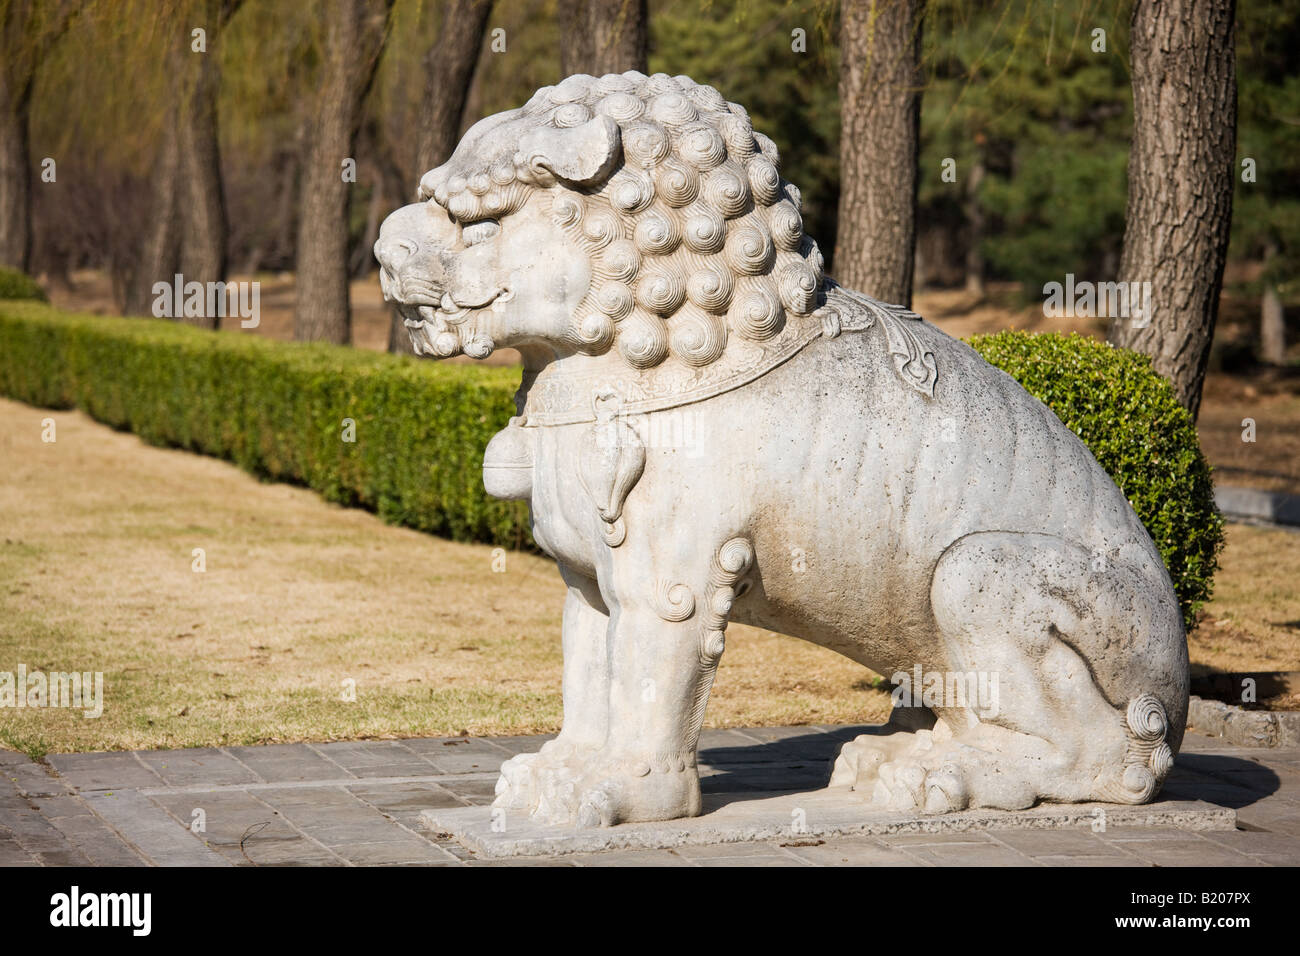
<box><xmin>418</xmin><ymin>71</ymin><xmax>827</xmax><ymax>370</ymax></box>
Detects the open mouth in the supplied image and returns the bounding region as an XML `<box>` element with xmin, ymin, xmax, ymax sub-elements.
<box><xmin>397</xmin><ymin>287</ymin><xmax>512</xmax><ymax>359</ymax></box>
<box><xmin>399</xmin><ymin>288</ymin><xmax>512</xmax><ymax>329</ymax></box>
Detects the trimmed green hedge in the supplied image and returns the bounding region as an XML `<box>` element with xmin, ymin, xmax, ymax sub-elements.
<box><xmin>0</xmin><ymin>305</ymin><xmax>1221</xmax><ymax>628</ymax></box>
<box><xmin>0</xmin><ymin>267</ymin><xmax>47</xmax><ymax>302</ymax></box>
<box><xmin>970</xmin><ymin>330</ymin><xmax>1223</xmax><ymax>630</ymax></box>
<box><xmin>0</xmin><ymin>301</ymin><xmax>531</xmax><ymax>546</ymax></box>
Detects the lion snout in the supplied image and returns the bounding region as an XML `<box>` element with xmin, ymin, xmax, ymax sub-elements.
<box><xmin>375</xmin><ymin>235</ymin><xmax>442</xmax><ymax>306</ymax></box>
<box><xmin>375</xmin><ymin>203</ymin><xmax>459</xmax><ymax>306</ymax></box>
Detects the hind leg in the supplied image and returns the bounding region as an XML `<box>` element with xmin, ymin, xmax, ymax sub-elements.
<box><xmin>850</xmin><ymin>531</ymin><xmax>1182</xmax><ymax>812</ymax></box>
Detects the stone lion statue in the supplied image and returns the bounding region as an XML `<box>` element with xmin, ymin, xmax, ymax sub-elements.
<box><xmin>375</xmin><ymin>72</ymin><xmax>1188</xmax><ymax>827</ymax></box>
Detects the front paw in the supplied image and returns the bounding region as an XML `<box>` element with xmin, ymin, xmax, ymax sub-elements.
<box><xmin>492</xmin><ymin>737</ymin><xmax>593</xmax><ymax>813</ymax></box>
<box><xmin>573</xmin><ymin>755</ymin><xmax>702</xmax><ymax>827</ymax></box>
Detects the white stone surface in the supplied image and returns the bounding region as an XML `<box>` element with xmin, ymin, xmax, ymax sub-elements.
<box><xmin>421</xmin><ymin>792</ymin><xmax>1234</xmax><ymax>859</ymax></box>
<box><xmin>376</xmin><ymin>72</ymin><xmax>1190</xmax><ymax>827</ymax></box>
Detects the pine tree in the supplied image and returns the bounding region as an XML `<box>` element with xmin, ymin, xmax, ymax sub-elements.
<box><xmin>1109</xmin><ymin>0</ymin><xmax>1237</xmax><ymax>419</ymax></box>
<box><xmin>1230</xmin><ymin>1</ymin><xmax>1300</xmax><ymax>365</ymax></box>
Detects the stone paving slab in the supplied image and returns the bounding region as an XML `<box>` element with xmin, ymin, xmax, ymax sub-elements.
<box><xmin>421</xmin><ymin>787</ymin><xmax>1235</xmax><ymax>859</ymax></box>
<box><xmin>223</xmin><ymin>743</ymin><xmax>345</xmax><ymax>782</ymax></box>
<box><xmin>307</xmin><ymin>740</ymin><xmax>442</xmax><ymax>778</ymax></box>
<box><xmin>81</xmin><ymin>791</ymin><xmax>230</xmax><ymax>866</ymax></box>
<box><xmin>1</xmin><ymin>750</ymin><xmax>150</xmax><ymax>866</ymax></box>
<box><xmin>1</xmin><ymin>725</ymin><xmax>1298</xmax><ymax>866</ymax></box>
<box><xmin>46</xmin><ymin>751</ymin><xmax>166</xmax><ymax>791</ymax></box>
<box><xmin>136</xmin><ymin>747</ymin><xmax>264</xmax><ymax>787</ymax></box>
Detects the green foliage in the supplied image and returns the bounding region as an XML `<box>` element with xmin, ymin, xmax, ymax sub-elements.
<box><xmin>0</xmin><ymin>302</ymin><xmax>532</xmax><ymax>547</ymax></box>
<box><xmin>0</xmin><ymin>304</ymin><xmax>1226</xmax><ymax>630</ymax></box>
<box><xmin>978</xmin><ymin>136</ymin><xmax>1128</xmax><ymax>297</ymax></box>
<box><xmin>650</xmin><ymin>0</ymin><xmax>841</xmax><ymax>264</ymax></box>
<box><xmin>0</xmin><ymin>268</ymin><xmax>47</xmax><ymax>301</ymax></box>
<box><xmin>971</xmin><ymin>330</ymin><xmax>1224</xmax><ymax>631</ymax></box>
<box><xmin>1229</xmin><ymin>3</ymin><xmax>1300</xmax><ymax>307</ymax></box>
<box><xmin>920</xmin><ymin>0</ymin><xmax>1132</xmax><ymax>294</ymax></box>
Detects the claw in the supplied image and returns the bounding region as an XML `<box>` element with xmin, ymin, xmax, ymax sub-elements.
<box><xmin>577</xmin><ymin>786</ymin><xmax>614</xmax><ymax>828</ymax></box>
<box><xmin>874</xmin><ymin>760</ymin><xmax>926</xmax><ymax>810</ymax></box>
<box><xmin>922</xmin><ymin>765</ymin><xmax>969</xmax><ymax>814</ymax></box>
<box><xmin>828</xmin><ymin>735</ymin><xmax>897</xmax><ymax>789</ymax></box>
<box><xmin>493</xmin><ymin>752</ymin><xmax>541</xmax><ymax>810</ymax></box>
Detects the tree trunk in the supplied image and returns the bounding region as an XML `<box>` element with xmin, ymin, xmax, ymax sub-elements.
<box><xmin>123</xmin><ymin>0</ymin><xmax>239</xmax><ymax>322</ymax></box>
<box><xmin>1</xmin><ymin>1</ymin><xmax>78</xmax><ymax>274</ymax></box>
<box><xmin>557</xmin><ymin>0</ymin><xmax>648</xmax><ymax>77</ymax></box>
<box><xmin>352</xmin><ymin>167</ymin><xmax>385</xmax><ymax>279</ymax></box>
<box><xmin>294</xmin><ymin>0</ymin><xmax>393</xmax><ymax>344</ymax></box>
<box><xmin>413</xmin><ymin>0</ymin><xmax>493</xmax><ymax>181</ymax></box>
<box><xmin>1108</xmin><ymin>0</ymin><xmax>1237</xmax><ymax>420</ymax></box>
<box><xmin>0</xmin><ymin>76</ymin><xmax>32</xmax><ymax>272</ymax></box>
<box><xmin>833</xmin><ymin>0</ymin><xmax>926</xmax><ymax>308</ymax></box>
<box><xmin>273</xmin><ymin>123</ymin><xmax>306</xmax><ymax>269</ymax></box>
<box><xmin>385</xmin><ymin>0</ymin><xmax>492</xmax><ymax>353</ymax></box>
<box><xmin>1261</xmin><ymin>242</ymin><xmax>1286</xmax><ymax>365</ymax></box>
<box><xmin>177</xmin><ymin>31</ymin><xmax>228</xmax><ymax>324</ymax></box>
<box><xmin>124</xmin><ymin>107</ymin><xmax>182</xmax><ymax>316</ymax></box>
<box><xmin>964</xmin><ymin>148</ymin><xmax>986</xmax><ymax>297</ymax></box>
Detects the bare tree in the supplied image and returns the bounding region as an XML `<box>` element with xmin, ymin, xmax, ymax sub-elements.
<box><xmin>963</xmin><ymin>141</ymin><xmax>985</xmax><ymax>297</ymax></box>
<box><xmin>414</xmin><ymin>0</ymin><xmax>493</xmax><ymax>182</ymax></box>
<box><xmin>179</xmin><ymin>0</ymin><xmax>239</xmax><ymax>292</ymax></box>
<box><xmin>833</xmin><ymin>0</ymin><xmax>926</xmax><ymax>308</ymax></box>
<box><xmin>1108</xmin><ymin>0</ymin><xmax>1237</xmax><ymax>420</ymax></box>
<box><xmin>124</xmin><ymin>0</ymin><xmax>242</xmax><ymax>323</ymax></box>
<box><xmin>389</xmin><ymin>0</ymin><xmax>493</xmax><ymax>354</ymax></box>
<box><xmin>1259</xmin><ymin>240</ymin><xmax>1285</xmax><ymax>365</ymax></box>
<box><xmin>124</xmin><ymin>103</ymin><xmax>182</xmax><ymax>316</ymax></box>
<box><xmin>293</xmin><ymin>0</ymin><xmax>394</xmax><ymax>344</ymax></box>
<box><xmin>557</xmin><ymin>0</ymin><xmax>647</xmax><ymax>77</ymax></box>
<box><xmin>0</xmin><ymin>0</ymin><xmax>78</xmax><ymax>273</ymax></box>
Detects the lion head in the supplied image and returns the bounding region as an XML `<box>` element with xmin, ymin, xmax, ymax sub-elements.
<box><xmin>376</xmin><ymin>71</ymin><xmax>826</xmax><ymax>369</ymax></box>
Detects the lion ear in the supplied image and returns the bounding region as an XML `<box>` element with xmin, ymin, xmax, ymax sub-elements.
<box><xmin>519</xmin><ymin>116</ymin><xmax>622</xmax><ymax>186</ymax></box>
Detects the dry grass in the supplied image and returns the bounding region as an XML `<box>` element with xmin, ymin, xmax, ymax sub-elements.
<box><xmin>1193</xmin><ymin>523</ymin><xmax>1300</xmax><ymax>675</ymax></box>
<box><xmin>0</xmin><ymin>398</ymin><xmax>889</xmax><ymax>757</ymax></box>
<box><xmin>5</xmin><ymin>276</ymin><xmax>1299</xmax><ymax>755</ymax></box>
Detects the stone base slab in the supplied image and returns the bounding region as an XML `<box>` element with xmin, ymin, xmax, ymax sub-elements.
<box><xmin>1187</xmin><ymin>694</ymin><xmax>1300</xmax><ymax>748</ymax></box>
<box><xmin>421</xmin><ymin>788</ymin><xmax>1236</xmax><ymax>859</ymax></box>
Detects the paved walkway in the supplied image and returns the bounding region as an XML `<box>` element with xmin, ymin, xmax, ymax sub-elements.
<box><xmin>2</xmin><ymin>726</ymin><xmax>1298</xmax><ymax>866</ymax></box>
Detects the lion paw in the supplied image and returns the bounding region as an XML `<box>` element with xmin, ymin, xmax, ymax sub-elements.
<box><xmin>495</xmin><ymin>746</ymin><xmax>703</xmax><ymax>826</ymax></box>
<box><xmin>829</xmin><ymin>723</ymin><xmax>948</xmax><ymax>790</ymax></box>
<box><xmin>833</xmin><ymin>722</ymin><xmax>1043</xmax><ymax>814</ymax></box>
<box><xmin>868</xmin><ymin>741</ymin><xmax>1036</xmax><ymax>814</ymax></box>
<box><xmin>491</xmin><ymin>737</ymin><xmax>593</xmax><ymax>815</ymax></box>
<box><xmin>568</xmin><ymin>758</ymin><xmax>702</xmax><ymax>827</ymax></box>
<box><xmin>867</xmin><ymin>757</ymin><xmax>971</xmax><ymax>813</ymax></box>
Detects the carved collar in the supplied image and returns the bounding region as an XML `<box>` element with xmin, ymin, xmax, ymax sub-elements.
<box><xmin>518</xmin><ymin>284</ymin><xmax>938</xmax><ymax>427</ymax></box>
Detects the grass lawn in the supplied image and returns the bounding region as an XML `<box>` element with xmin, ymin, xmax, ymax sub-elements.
<box><xmin>0</xmin><ymin>398</ymin><xmax>892</xmax><ymax>757</ymax></box>
<box><xmin>2</xmin><ymin>396</ymin><xmax>1296</xmax><ymax>758</ymax></box>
